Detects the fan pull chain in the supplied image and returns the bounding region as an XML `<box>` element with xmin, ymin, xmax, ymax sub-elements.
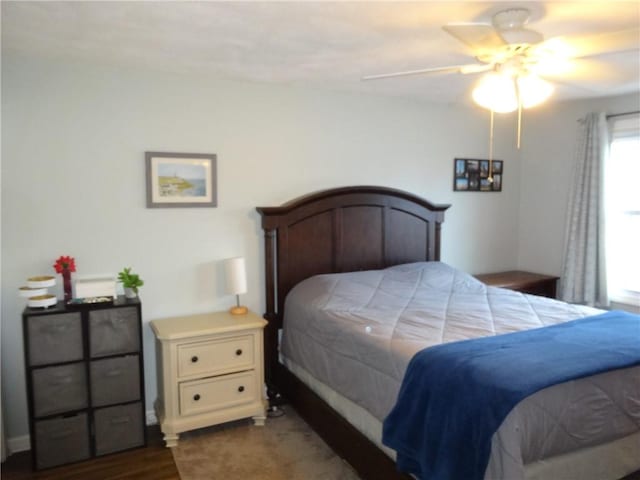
<box><xmin>517</xmin><ymin>100</ymin><xmax>523</xmax><ymax>149</ymax></box>
<box><xmin>488</xmin><ymin>109</ymin><xmax>494</xmax><ymax>182</ymax></box>
<box><xmin>516</xmin><ymin>78</ymin><xmax>522</xmax><ymax>149</ymax></box>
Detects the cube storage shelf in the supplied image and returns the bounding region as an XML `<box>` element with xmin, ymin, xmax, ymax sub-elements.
<box><xmin>22</xmin><ymin>297</ymin><xmax>146</xmax><ymax>470</ymax></box>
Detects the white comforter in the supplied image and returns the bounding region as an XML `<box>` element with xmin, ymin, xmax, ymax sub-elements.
<box><xmin>281</xmin><ymin>262</ymin><xmax>640</xmax><ymax>479</ymax></box>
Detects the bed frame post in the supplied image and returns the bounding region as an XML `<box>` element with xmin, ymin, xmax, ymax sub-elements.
<box><xmin>262</xmin><ymin>228</ymin><xmax>278</xmax><ymax>388</ymax></box>
<box><xmin>435</xmin><ymin>220</ymin><xmax>443</xmax><ymax>260</ymax></box>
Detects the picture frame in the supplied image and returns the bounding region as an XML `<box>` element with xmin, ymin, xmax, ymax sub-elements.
<box><xmin>145</xmin><ymin>152</ymin><xmax>217</xmax><ymax>208</ymax></box>
<box><xmin>453</xmin><ymin>158</ymin><xmax>503</xmax><ymax>192</ymax></box>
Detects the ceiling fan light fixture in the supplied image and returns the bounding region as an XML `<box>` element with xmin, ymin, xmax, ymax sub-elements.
<box><xmin>517</xmin><ymin>73</ymin><xmax>555</xmax><ymax>108</ymax></box>
<box><xmin>491</xmin><ymin>8</ymin><xmax>543</xmax><ymax>46</ymax></box>
<box><xmin>492</xmin><ymin>8</ymin><xmax>531</xmax><ymax>31</ymax></box>
<box><xmin>472</xmin><ymin>72</ymin><xmax>518</xmax><ymax>113</ymax></box>
<box><xmin>499</xmin><ymin>28</ymin><xmax>544</xmax><ymax>46</ymax></box>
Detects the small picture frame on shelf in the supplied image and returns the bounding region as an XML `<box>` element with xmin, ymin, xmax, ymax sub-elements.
<box><xmin>453</xmin><ymin>158</ymin><xmax>503</xmax><ymax>192</ymax></box>
<box><xmin>146</xmin><ymin>152</ymin><xmax>217</xmax><ymax>208</ymax></box>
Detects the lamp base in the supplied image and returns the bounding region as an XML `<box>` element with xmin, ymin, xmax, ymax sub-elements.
<box><xmin>230</xmin><ymin>305</ymin><xmax>248</xmax><ymax>315</ymax></box>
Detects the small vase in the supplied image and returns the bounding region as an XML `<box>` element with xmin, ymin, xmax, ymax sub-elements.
<box><xmin>124</xmin><ymin>287</ymin><xmax>138</xmax><ymax>299</ymax></box>
<box><xmin>62</xmin><ymin>271</ymin><xmax>72</xmax><ymax>302</ymax></box>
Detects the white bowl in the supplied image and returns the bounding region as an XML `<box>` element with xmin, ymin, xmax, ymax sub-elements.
<box><xmin>27</xmin><ymin>276</ymin><xmax>56</xmax><ymax>288</ymax></box>
<box><xmin>18</xmin><ymin>286</ymin><xmax>48</xmax><ymax>298</ymax></box>
<box><xmin>28</xmin><ymin>294</ymin><xmax>58</xmax><ymax>308</ymax></box>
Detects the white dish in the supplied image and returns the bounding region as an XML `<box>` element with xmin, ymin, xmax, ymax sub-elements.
<box><xmin>28</xmin><ymin>294</ymin><xmax>58</xmax><ymax>308</ymax></box>
<box><xmin>27</xmin><ymin>276</ymin><xmax>56</xmax><ymax>288</ymax></box>
<box><xmin>18</xmin><ymin>286</ymin><xmax>48</xmax><ymax>298</ymax></box>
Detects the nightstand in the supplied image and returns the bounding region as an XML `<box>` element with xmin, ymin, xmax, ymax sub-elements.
<box><xmin>150</xmin><ymin>310</ymin><xmax>267</xmax><ymax>447</ymax></box>
<box><xmin>475</xmin><ymin>270</ymin><xmax>560</xmax><ymax>299</ymax></box>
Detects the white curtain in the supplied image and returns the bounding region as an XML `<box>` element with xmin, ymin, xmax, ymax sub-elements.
<box><xmin>559</xmin><ymin>112</ymin><xmax>609</xmax><ymax>307</ymax></box>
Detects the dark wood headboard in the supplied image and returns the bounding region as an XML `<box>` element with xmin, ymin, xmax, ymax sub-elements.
<box><xmin>256</xmin><ymin>186</ymin><xmax>449</xmax><ymax>478</ymax></box>
<box><xmin>256</xmin><ymin>186</ymin><xmax>450</xmax><ymax>381</ymax></box>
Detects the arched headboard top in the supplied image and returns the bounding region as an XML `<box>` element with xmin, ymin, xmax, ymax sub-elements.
<box><xmin>257</xmin><ymin>185</ymin><xmax>450</xmax><ymax>223</ymax></box>
<box><xmin>256</xmin><ymin>186</ymin><xmax>450</xmax><ymax>330</ymax></box>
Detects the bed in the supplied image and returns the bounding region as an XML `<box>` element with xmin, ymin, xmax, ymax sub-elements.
<box><xmin>256</xmin><ymin>185</ymin><xmax>640</xmax><ymax>480</ymax></box>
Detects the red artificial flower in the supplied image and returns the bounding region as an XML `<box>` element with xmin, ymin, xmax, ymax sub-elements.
<box><xmin>54</xmin><ymin>255</ymin><xmax>76</xmax><ymax>274</ymax></box>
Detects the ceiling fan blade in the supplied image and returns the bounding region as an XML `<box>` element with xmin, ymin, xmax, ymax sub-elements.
<box><xmin>547</xmin><ymin>28</ymin><xmax>640</xmax><ymax>59</ymax></box>
<box><xmin>537</xmin><ymin>57</ymin><xmax>638</xmax><ymax>90</ymax></box>
<box><xmin>459</xmin><ymin>63</ymin><xmax>494</xmax><ymax>74</ymax></box>
<box><xmin>442</xmin><ymin>24</ymin><xmax>506</xmax><ymax>54</ymax></box>
<box><xmin>362</xmin><ymin>63</ymin><xmax>490</xmax><ymax>81</ymax></box>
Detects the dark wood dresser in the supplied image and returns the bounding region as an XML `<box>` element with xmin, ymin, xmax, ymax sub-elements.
<box><xmin>474</xmin><ymin>270</ymin><xmax>559</xmax><ymax>299</ymax></box>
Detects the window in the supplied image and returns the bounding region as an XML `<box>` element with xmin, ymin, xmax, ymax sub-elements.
<box><xmin>606</xmin><ymin>114</ymin><xmax>640</xmax><ymax>306</ymax></box>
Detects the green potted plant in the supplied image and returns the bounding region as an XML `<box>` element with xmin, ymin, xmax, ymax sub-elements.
<box><xmin>117</xmin><ymin>267</ymin><xmax>144</xmax><ymax>299</ymax></box>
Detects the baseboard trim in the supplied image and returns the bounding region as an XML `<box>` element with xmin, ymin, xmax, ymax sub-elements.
<box><xmin>7</xmin><ymin>409</ymin><xmax>158</xmax><ymax>455</ymax></box>
<box><xmin>7</xmin><ymin>435</ymin><xmax>30</xmax><ymax>454</ymax></box>
<box><xmin>146</xmin><ymin>408</ymin><xmax>158</xmax><ymax>426</ymax></box>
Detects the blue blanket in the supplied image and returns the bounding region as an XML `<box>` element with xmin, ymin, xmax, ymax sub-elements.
<box><xmin>382</xmin><ymin>310</ymin><xmax>640</xmax><ymax>480</ymax></box>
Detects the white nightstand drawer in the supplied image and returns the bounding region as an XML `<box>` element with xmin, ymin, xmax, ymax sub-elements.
<box><xmin>179</xmin><ymin>370</ymin><xmax>258</xmax><ymax>416</ymax></box>
<box><xmin>177</xmin><ymin>334</ymin><xmax>255</xmax><ymax>378</ymax></box>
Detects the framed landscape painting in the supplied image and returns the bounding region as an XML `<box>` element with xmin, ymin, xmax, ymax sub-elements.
<box><xmin>145</xmin><ymin>152</ymin><xmax>217</xmax><ymax>208</ymax></box>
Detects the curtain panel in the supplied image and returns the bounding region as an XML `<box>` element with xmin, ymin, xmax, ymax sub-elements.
<box><xmin>559</xmin><ymin>112</ymin><xmax>609</xmax><ymax>307</ymax></box>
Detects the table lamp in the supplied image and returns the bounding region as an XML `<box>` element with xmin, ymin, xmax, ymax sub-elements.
<box><xmin>224</xmin><ymin>257</ymin><xmax>248</xmax><ymax>315</ymax></box>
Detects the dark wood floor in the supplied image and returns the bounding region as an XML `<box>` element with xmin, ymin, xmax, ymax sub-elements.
<box><xmin>2</xmin><ymin>424</ymin><xmax>639</xmax><ymax>480</ymax></box>
<box><xmin>1</xmin><ymin>426</ymin><xmax>179</xmax><ymax>480</ymax></box>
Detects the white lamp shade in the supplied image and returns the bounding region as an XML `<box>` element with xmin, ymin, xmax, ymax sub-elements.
<box><xmin>517</xmin><ymin>74</ymin><xmax>554</xmax><ymax>109</ymax></box>
<box><xmin>224</xmin><ymin>257</ymin><xmax>247</xmax><ymax>295</ymax></box>
<box><xmin>472</xmin><ymin>72</ymin><xmax>518</xmax><ymax>113</ymax></box>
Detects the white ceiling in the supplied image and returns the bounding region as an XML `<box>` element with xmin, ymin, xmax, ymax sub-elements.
<box><xmin>2</xmin><ymin>1</ymin><xmax>639</xmax><ymax>105</ymax></box>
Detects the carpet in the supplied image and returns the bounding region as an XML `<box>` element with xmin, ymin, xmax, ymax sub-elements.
<box><xmin>171</xmin><ymin>407</ymin><xmax>362</xmax><ymax>480</ymax></box>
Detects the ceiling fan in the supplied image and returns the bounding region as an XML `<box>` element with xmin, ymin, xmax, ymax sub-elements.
<box><xmin>362</xmin><ymin>7</ymin><xmax>639</xmax><ymax>113</ymax></box>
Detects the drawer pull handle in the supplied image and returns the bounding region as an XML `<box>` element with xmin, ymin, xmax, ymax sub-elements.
<box><xmin>238</xmin><ymin>386</ymin><xmax>245</xmax><ymax>393</ymax></box>
<box><xmin>191</xmin><ymin>356</ymin><xmax>199</xmax><ymax>363</ymax></box>
<box><xmin>193</xmin><ymin>394</ymin><xmax>201</xmax><ymax>401</ymax></box>
<box><xmin>235</xmin><ymin>349</ymin><xmax>243</xmax><ymax>356</ymax></box>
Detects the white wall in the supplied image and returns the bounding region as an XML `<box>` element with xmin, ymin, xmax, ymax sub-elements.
<box><xmin>1</xmin><ymin>55</ymin><xmax>522</xmax><ymax>443</ymax></box>
<box><xmin>517</xmin><ymin>92</ymin><xmax>640</xmax><ymax>275</ymax></box>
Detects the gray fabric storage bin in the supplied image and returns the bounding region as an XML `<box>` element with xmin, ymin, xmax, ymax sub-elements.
<box><xmin>90</xmin><ymin>355</ymin><xmax>140</xmax><ymax>407</ymax></box>
<box><xmin>94</xmin><ymin>402</ymin><xmax>144</xmax><ymax>455</ymax></box>
<box><xmin>34</xmin><ymin>413</ymin><xmax>90</xmax><ymax>469</ymax></box>
<box><xmin>32</xmin><ymin>363</ymin><xmax>87</xmax><ymax>417</ymax></box>
<box><xmin>89</xmin><ymin>307</ymin><xmax>140</xmax><ymax>357</ymax></box>
<box><xmin>28</xmin><ymin>312</ymin><xmax>83</xmax><ymax>366</ymax></box>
